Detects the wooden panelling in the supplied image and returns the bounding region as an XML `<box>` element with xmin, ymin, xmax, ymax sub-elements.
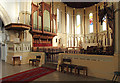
<box><xmin>5</xmin><ymin>23</ymin><xmax>31</xmax><ymax>30</ymax></box>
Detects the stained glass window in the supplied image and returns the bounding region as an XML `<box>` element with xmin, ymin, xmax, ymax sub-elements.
<box><xmin>102</xmin><ymin>16</ymin><xmax>106</xmax><ymax>31</ymax></box>
<box><xmin>89</xmin><ymin>13</ymin><xmax>93</xmax><ymax>33</ymax></box>
<box><xmin>76</xmin><ymin>15</ymin><xmax>80</xmax><ymax>34</ymax></box>
<box><xmin>67</xmin><ymin>14</ymin><xmax>69</xmax><ymax>34</ymax></box>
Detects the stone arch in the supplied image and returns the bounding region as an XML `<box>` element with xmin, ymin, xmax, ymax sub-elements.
<box><xmin>0</xmin><ymin>4</ymin><xmax>11</xmax><ymax>26</ymax></box>
<box><xmin>0</xmin><ymin>3</ymin><xmax>11</xmax><ymax>61</ymax></box>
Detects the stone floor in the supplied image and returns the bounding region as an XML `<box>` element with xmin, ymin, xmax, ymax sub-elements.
<box><xmin>1</xmin><ymin>60</ymin><xmax>109</xmax><ymax>82</ymax></box>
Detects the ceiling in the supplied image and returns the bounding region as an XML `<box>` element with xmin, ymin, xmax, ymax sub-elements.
<box><xmin>63</xmin><ymin>2</ymin><xmax>99</xmax><ymax>8</ymax></box>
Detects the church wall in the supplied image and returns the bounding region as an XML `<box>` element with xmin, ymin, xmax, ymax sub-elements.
<box><xmin>76</xmin><ymin>2</ymin><xmax>113</xmax><ymax>48</ymax></box>
<box><xmin>7</xmin><ymin>52</ymin><xmax>45</xmax><ymax>66</ymax></box>
<box><xmin>52</xmin><ymin>2</ymin><xmax>114</xmax><ymax>48</ymax></box>
<box><xmin>85</xmin><ymin>5</ymin><xmax>96</xmax><ymax>34</ymax></box>
<box><xmin>0</xmin><ymin>1</ymin><xmax>115</xmax><ymax>48</ymax></box>
<box><xmin>66</xmin><ymin>6</ymin><xmax>74</xmax><ymax>47</ymax></box>
<box><xmin>26</xmin><ymin>30</ymin><xmax>32</xmax><ymax>47</ymax></box>
<box><xmin>0</xmin><ymin>1</ymin><xmax>33</xmax><ymax>61</ymax></box>
<box><xmin>53</xmin><ymin>2</ymin><xmax>67</xmax><ymax>47</ymax></box>
<box><xmin>0</xmin><ymin>1</ymin><xmax>32</xmax><ymax>40</ymax></box>
<box><xmin>76</xmin><ymin>8</ymin><xmax>84</xmax><ymax>36</ymax></box>
<box><xmin>57</xmin><ymin>53</ymin><xmax>114</xmax><ymax>80</ymax></box>
<box><xmin>0</xmin><ymin>1</ymin><xmax>11</xmax><ymax>25</ymax></box>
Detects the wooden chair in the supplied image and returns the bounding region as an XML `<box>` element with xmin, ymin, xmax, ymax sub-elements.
<box><xmin>75</xmin><ymin>66</ymin><xmax>87</xmax><ymax>76</ymax></box>
<box><xmin>35</xmin><ymin>56</ymin><xmax>41</xmax><ymax>66</ymax></box>
<box><xmin>67</xmin><ymin>64</ymin><xmax>77</xmax><ymax>73</ymax></box>
<box><xmin>112</xmin><ymin>71</ymin><xmax>120</xmax><ymax>83</ymax></box>
<box><xmin>29</xmin><ymin>56</ymin><xmax>41</xmax><ymax>66</ymax></box>
<box><xmin>59</xmin><ymin>59</ymin><xmax>71</xmax><ymax>72</ymax></box>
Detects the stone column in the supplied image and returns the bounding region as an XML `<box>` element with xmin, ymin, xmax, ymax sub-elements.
<box><xmin>83</xmin><ymin>8</ymin><xmax>86</xmax><ymax>43</ymax></box>
<box><xmin>65</xmin><ymin>4</ymin><xmax>67</xmax><ymax>47</ymax></box>
<box><xmin>73</xmin><ymin>8</ymin><xmax>75</xmax><ymax>47</ymax></box>
<box><xmin>96</xmin><ymin>5</ymin><xmax>98</xmax><ymax>43</ymax></box>
<box><xmin>114</xmin><ymin>1</ymin><xmax>120</xmax><ymax>79</ymax></box>
<box><xmin>106</xmin><ymin>16</ymin><xmax>110</xmax><ymax>46</ymax></box>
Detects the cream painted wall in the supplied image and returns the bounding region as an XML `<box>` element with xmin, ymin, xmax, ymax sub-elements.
<box><xmin>53</xmin><ymin>2</ymin><xmax>75</xmax><ymax>47</ymax></box>
<box><xmin>0</xmin><ymin>1</ymin><xmax>115</xmax><ymax>48</ymax></box>
<box><xmin>57</xmin><ymin>53</ymin><xmax>114</xmax><ymax>80</ymax></box>
<box><xmin>0</xmin><ymin>0</ymin><xmax>32</xmax><ymax>25</ymax></box>
<box><xmin>53</xmin><ymin>2</ymin><xmax>114</xmax><ymax>47</ymax></box>
<box><xmin>0</xmin><ymin>0</ymin><xmax>33</xmax><ymax>62</ymax></box>
<box><xmin>76</xmin><ymin>8</ymin><xmax>84</xmax><ymax>35</ymax></box>
<box><xmin>53</xmin><ymin>2</ymin><xmax>67</xmax><ymax>47</ymax></box>
<box><xmin>0</xmin><ymin>1</ymin><xmax>11</xmax><ymax>25</ymax></box>
<box><xmin>26</xmin><ymin>30</ymin><xmax>32</xmax><ymax>47</ymax></box>
<box><xmin>0</xmin><ymin>0</ymin><xmax>17</xmax><ymax>24</ymax></box>
<box><xmin>52</xmin><ymin>32</ymin><xmax>67</xmax><ymax>47</ymax></box>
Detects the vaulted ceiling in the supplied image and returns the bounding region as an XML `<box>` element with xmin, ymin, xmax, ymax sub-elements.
<box><xmin>63</xmin><ymin>2</ymin><xmax>99</xmax><ymax>8</ymax></box>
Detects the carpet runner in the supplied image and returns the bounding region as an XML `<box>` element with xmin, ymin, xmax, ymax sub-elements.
<box><xmin>0</xmin><ymin>67</ymin><xmax>55</xmax><ymax>82</ymax></box>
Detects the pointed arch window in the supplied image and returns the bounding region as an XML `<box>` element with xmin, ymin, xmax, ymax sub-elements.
<box><xmin>89</xmin><ymin>13</ymin><xmax>93</xmax><ymax>33</ymax></box>
<box><xmin>76</xmin><ymin>15</ymin><xmax>81</xmax><ymax>34</ymax></box>
<box><xmin>67</xmin><ymin>14</ymin><xmax>69</xmax><ymax>34</ymax></box>
<box><xmin>57</xmin><ymin>8</ymin><xmax>59</xmax><ymax>32</ymax></box>
<box><xmin>102</xmin><ymin>16</ymin><xmax>107</xmax><ymax>31</ymax></box>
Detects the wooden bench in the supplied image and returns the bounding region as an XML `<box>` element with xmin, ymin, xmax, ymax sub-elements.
<box><xmin>66</xmin><ymin>64</ymin><xmax>87</xmax><ymax>76</ymax></box>
<box><xmin>67</xmin><ymin>64</ymin><xmax>77</xmax><ymax>73</ymax></box>
<box><xmin>58</xmin><ymin>59</ymin><xmax>88</xmax><ymax>76</ymax></box>
<box><xmin>75</xmin><ymin>66</ymin><xmax>87</xmax><ymax>76</ymax></box>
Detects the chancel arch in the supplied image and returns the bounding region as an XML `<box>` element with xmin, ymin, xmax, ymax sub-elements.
<box><xmin>0</xmin><ymin>3</ymin><xmax>12</xmax><ymax>61</ymax></box>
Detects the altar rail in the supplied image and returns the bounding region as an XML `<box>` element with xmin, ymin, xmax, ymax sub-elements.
<box><xmin>57</xmin><ymin>53</ymin><xmax>114</xmax><ymax>80</ymax></box>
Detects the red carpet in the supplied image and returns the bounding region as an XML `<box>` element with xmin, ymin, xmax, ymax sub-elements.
<box><xmin>0</xmin><ymin>67</ymin><xmax>55</xmax><ymax>82</ymax></box>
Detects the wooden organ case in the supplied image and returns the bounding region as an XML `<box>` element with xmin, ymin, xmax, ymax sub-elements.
<box><xmin>30</xmin><ymin>2</ymin><xmax>57</xmax><ymax>47</ymax></box>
